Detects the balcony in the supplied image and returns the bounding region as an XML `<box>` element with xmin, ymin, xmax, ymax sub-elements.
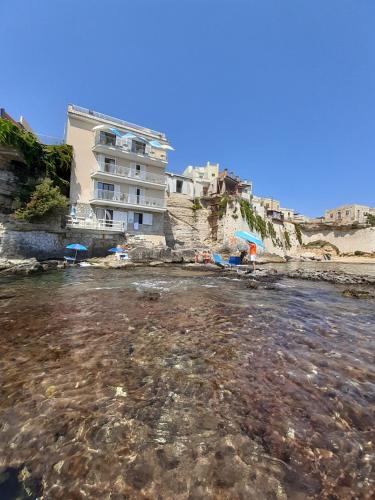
<box><xmin>91</xmin><ymin>189</ymin><xmax>166</xmax><ymax>212</ymax></box>
<box><xmin>92</xmin><ymin>161</ymin><xmax>166</xmax><ymax>189</ymax></box>
<box><xmin>66</xmin><ymin>216</ymin><xmax>124</xmax><ymax>232</ymax></box>
<box><xmin>92</xmin><ymin>136</ymin><xmax>167</xmax><ymax>165</ymax></box>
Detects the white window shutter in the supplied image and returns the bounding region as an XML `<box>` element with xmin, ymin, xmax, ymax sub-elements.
<box><xmin>145</xmin><ymin>144</ymin><xmax>151</xmax><ymax>155</ymax></box>
<box><xmin>143</xmin><ymin>213</ymin><xmax>153</xmax><ymax>225</ymax></box>
<box><xmin>140</xmin><ymin>188</ymin><xmax>145</xmax><ymax>204</ymax></box>
<box><xmin>128</xmin><ymin>211</ymin><xmax>134</xmax><ymax>223</ymax></box>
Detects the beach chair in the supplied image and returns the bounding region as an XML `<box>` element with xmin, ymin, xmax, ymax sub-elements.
<box><xmin>64</xmin><ymin>256</ymin><xmax>76</xmax><ymax>264</ymax></box>
<box><xmin>212</xmin><ymin>253</ymin><xmax>230</xmax><ymax>267</ymax></box>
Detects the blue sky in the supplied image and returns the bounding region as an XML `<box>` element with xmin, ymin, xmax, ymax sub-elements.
<box><xmin>1</xmin><ymin>0</ymin><xmax>374</xmax><ymax>216</ymax></box>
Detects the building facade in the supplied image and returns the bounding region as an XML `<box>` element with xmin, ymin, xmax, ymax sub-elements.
<box><xmin>324</xmin><ymin>204</ymin><xmax>374</xmax><ymax>225</ymax></box>
<box><xmin>182</xmin><ymin>162</ymin><xmax>220</xmax><ymax>197</ymax></box>
<box><xmin>165</xmin><ymin>172</ymin><xmax>194</xmax><ymax>197</ymax></box>
<box><xmin>65</xmin><ymin>105</ymin><xmax>171</xmax><ymax>240</ymax></box>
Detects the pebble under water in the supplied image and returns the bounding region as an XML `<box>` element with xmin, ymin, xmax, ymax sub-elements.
<box><xmin>0</xmin><ymin>266</ymin><xmax>374</xmax><ymax>499</ymax></box>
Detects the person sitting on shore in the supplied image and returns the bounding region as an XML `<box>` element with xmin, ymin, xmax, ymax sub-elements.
<box><xmin>239</xmin><ymin>250</ymin><xmax>247</xmax><ymax>264</ymax></box>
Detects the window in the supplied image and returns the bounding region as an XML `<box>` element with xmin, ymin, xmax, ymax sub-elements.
<box><xmin>132</xmin><ymin>140</ymin><xmax>146</xmax><ymax>154</ymax></box>
<box><xmin>134</xmin><ymin>212</ymin><xmax>143</xmax><ymax>225</ymax></box>
<box><xmin>99</xmin><ymin>131</ymin><xmax>116</xmax><ymax>146</ymax></box>
<box><xmin>330</xmin><ymin>214</ymin><xmax>333</xmax><ymax>218</ymax></box>
<box><xmin>104</xmin><ymin>157</ymin><xmax>115</xmax><ymax>173</ymax></box>
<box><xmin>96</xmin><ymin>208</ymin><xmax>113</xmax><ymax>226</ymax></box>
<box><xmin>97</xmin><ymin>182</ymin><xmax>114</xmax><ymax>200</ymax></box>
<box><xmin>97</xmin><ymin>182</ymin><xmax>114</xmax><ymax>191</ymax></box>
<box><xmin>337</xmin><ymin>211</ymin><xmax>342</xmax><ymax>219</ymax></box>
<box><xmin>105</xmin><ymin>209</ymin><xmax>114</xmax><ymax>227</ymax></box>
<box><xmin>176</xmin><ymin>180</ymin><xmax>183</xmax><ymax>193</ymax></box>
<box><xmin>136</xmin><ymin>164</ymin><xmax>141</xmax><ymax>173</ymax></box>
<box><xmin>346</xmin><ymin>210</ymin><xmax>350</xmax><ymax>216</ymax></box>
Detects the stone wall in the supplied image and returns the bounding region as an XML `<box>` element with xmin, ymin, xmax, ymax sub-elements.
<box><xmin>0</xmin><ymin>216</ymin><xmax>127</xmax><ymax>260</ymax></box>
<box><xmin>165</xmin><ymin>193</ymin><xmax>212</xmax><ymax>248</ymax></box>
<box><xmin>300</xmin><ymin>224</ymin><xmax>375</xmax><ymax>253</ymax></box>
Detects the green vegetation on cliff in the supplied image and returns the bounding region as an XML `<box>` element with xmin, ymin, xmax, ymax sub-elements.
<box><xmin>294</xmin><ymin>223</ymin><xmax>303</xmax><ymax>245</ymax></box>
<box><xmin>366</xmin><ymin>213</ymin><xmax>375</xmax><ymax>227</ymax></box>
<box><xmin>15</xmin><ymin>179</ymin><xmax>68</xmax><ymax>221</ymax></box>
<box><xmin>0</xmin><ymin>118</ymin><xmax>72</xmax><ymax>220</ymax></box>
<box><xmin>239</xmin><ymin>199</ymin><xmax>268</xmax><ymax>240</ymax></box>
<box><xmin>284</xmin><ymin>229</ymin><xmax>292</xmax><ymax>250</ymax></box>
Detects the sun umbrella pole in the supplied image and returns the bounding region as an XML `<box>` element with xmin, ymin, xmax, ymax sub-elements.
<box><xmin>74</xmin><ymin>249</ymin><xmax>78</xmax><ymax>263</ymax></box>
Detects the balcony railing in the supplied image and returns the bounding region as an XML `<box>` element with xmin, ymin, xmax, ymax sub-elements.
<box><xmin>96</xmin><ymin>162</ymin><xmax>166</xmax><ymax>185</ymax></box>
<box><xmin>94</xmin><ymin>136</ymin><xmax>167</xmax><ymax>161</ymax></box>
<box><xmin>93</xmin><ymin>189</ymin><xmax>165</xmax><ymax>208</ymax></box>
<box><xmin>66</xmin><ymin>216</ymin><xmax>124</xmax><ymax>231</ymax></box>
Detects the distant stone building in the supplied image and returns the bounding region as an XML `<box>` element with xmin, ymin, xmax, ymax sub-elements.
<box><xmin>280</xmin><ymin>207</ymin><xmax>295</xmax><ymax>221</ymax></box>
<box><xmin>324</xmin><ymin>204</ymin><xmax>374</xmax><ymax>225</ymax></box>
<box><xmin>207</xmin><ymin>169</ymin><xmax>252</xmax><ymax>200</ymax></box>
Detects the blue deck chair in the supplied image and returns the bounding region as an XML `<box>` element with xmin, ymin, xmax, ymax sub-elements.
<box><xmin>212</xmin><ymin>253</ymin><xmax>230</xmax><ymax>267</ymax></box>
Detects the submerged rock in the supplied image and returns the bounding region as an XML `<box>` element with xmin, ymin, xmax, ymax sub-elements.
<box><xmin>342</xmin><ymin>289</ymin><xmax>375</xmax><ymax>299</ymax></box>
<box><xmin>140</xmin><ymin>291</ymin><xmax>161</xmax><ymax>301</ymax></box>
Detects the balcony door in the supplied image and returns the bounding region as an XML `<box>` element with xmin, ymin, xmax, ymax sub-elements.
<box><xmin>134</xmin><ymin>163</ymin><xmax>146</xmax><ymax>180</ymax></box>
<box><xmin>99</xmin><ymin>131</ymin><xmax>116</xmax><ymax>146</ymax></box>
<box><xmin>96</xmin><ymin>208</ymin><xmax>114</xmax><ymax>227</ymax></box>
<box><xmin>129</xmin><ymin>186</ymin><xmax>145</xmax><ymax>205</ymax></box>
<box><xmin>131</xmin><ymin>140</ymin><xmax>146</xmax><ymax>155</ymax></box>
<box><xmin>104</xmin><ymin>157</ymin><xmax>116</xmax><ymax>174</ymax></box>
<box><xmin>97</xmin><ymin>182</ymin><xmax>115</xmax><ymax>201</ymax></box>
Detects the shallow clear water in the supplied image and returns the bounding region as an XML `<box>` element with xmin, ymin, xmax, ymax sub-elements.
<box><xmin>0</xmin><ymin>267</ymin><xmax>374</xmax><ymax>499</ymax></box>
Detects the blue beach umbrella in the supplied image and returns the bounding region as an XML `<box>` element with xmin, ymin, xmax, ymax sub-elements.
<box><xmin>66</xmin><ymin>244</ymin><xmax>88</xmax><ymax>251</ymax></box>
<box><xmin>65</xmin><ymin>243</ymin><xmax>88</xmax><ymax>263</ymax></box>
<box><xmin>234</xmin><ymin>231</ymin><xmax>265</xmax><ymax>249</ymax></box>
<box><xmin>108</xmin><ymin>247</ymin><xmax>124</xmax><ymax>253</ymax></box>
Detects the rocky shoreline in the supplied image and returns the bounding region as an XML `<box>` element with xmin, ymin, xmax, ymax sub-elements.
<box><xmin>0</xmin><ymin>256</ymin><xmax>374</xmax><ymax>295</ymax></box>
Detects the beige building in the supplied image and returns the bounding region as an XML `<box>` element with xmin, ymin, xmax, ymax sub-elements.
<box><xmin>65</xmin><ymin>105</ymin><xmax>171</xmax><ymax>238</ymax></box>
<box><xmin>280</xmin><ymin>207</ymin><xmax>295</xmax><ymax>221</ymax></box>
<box><xmin>324</xmin><ymin>204</ymin><xmax>373</xmax><ymax>225</ymax></box>
<box><xmin>258</xmin><ymin>197</ymin><xmax>281</xmax><ymax>211</ymax></box>
<box><xmin>183</xmin><ymin>162</ymin><xmax>219</xmax><ymax>197</ymax></box>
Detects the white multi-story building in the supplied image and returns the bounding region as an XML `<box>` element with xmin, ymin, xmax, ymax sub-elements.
<box><xmin>65</xmin><ymin>105</ymin><xmax>172</xmax><ymax>242</ymax></box>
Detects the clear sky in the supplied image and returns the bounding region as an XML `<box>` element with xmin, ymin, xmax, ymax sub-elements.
<box><xmin>1</xmin><ymin>0</ymin><xmax>374</xmax><ymax>216</ymax></box>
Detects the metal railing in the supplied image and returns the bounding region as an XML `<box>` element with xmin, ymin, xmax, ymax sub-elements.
<box><xmin>96</xmin><ymin>162</ymin><xmax>166</xmax><ymax>185</ymax></box>
<box><xmin>66</xmin><ymin>216</ymin><xmax>124</xmax><ymax>231</ymax></box>
<box><xmin>93</xmin><ymin>189</ymin><xmax>165</xmax><ymax>208</ymax></box>
<box><xmin>94</xmin><ymin>136</ymin><xmax>167</xmax><ymax>161</ymax></box>
<box><xmin>69</xmin><ymin>104</ymin><xmax>166</xmax><ymax>139</ymax></box>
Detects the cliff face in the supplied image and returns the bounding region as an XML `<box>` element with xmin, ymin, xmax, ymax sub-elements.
<box><xmin>165</xmin><ymin>193</ymin><xmax>301</xmax><ymax>256</ymax></box>
<box><xmin>301</xmin><ymin>224</ymin><xmax>375</xmax><ymax>253</ymax></box>
<box><xmin>165</xmin><ymin>194</ymin><xmax>375</xmax><ymax>256</ymax></box>
<box><xmin>0</xmin><ymin>146</ymin><xmax>25</xmax><ymax>214</ymax></box>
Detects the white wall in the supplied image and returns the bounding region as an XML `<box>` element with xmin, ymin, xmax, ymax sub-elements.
<box><xmin>301</xmin><ymin>226</ymin><xmax>375</xmax><ymax>253</ymax></box>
